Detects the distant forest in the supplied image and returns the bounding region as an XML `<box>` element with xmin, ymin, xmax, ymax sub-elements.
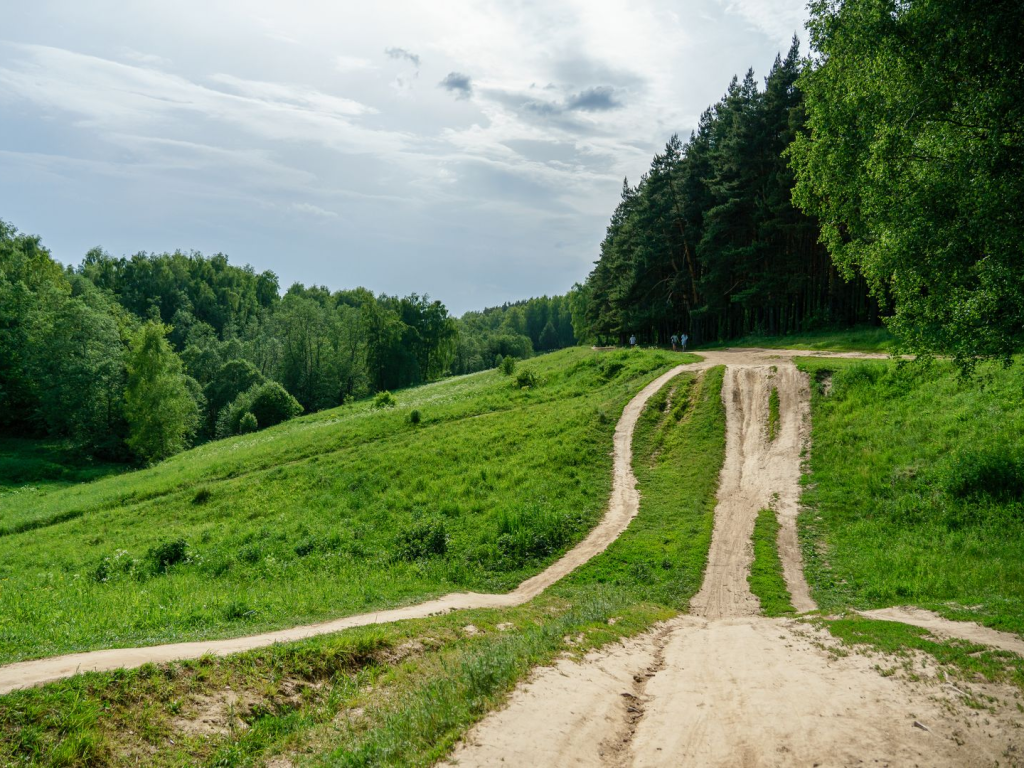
<box><xmin>0</xmin><ymin>228</ymin><xmax>575</xmax><ymax>464</ymax></box>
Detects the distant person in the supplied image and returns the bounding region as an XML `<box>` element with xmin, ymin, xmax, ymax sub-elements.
<box><xmin>680</xmin><ymin>333</ymin><xmax>689</xmax><ymax>351</ymax></box>
<box><xmin>629</xmin><ymin>334</ymin><xmax>637</xmax><ymax>349</ymax></box>
<box><xmin>671</xmin><ymin>333</ymin><xmax>679</xmax><ymax>351</ymax></box>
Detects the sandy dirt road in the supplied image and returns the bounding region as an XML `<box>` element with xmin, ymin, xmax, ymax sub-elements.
<box><xmin>0</xmin><ymin>362</ymin><xmax>692</xmax><ymax>695</ymax></box>
<box><xmin>451</xmin><ymin>350</ymin><xmax>1024</xmax><ymax>768</ymax></box>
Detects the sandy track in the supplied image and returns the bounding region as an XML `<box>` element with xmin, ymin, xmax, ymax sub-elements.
<box><xmin>861</xmin><ymin>606</ymin><xmax>1024</xmax><ymax>656</ymax></box>
<box><xmin>451</xmin><ymin>351</ymin><xmax>1024</xmax><ymax>767</ymax></box>
<box><xmin>0</xmin><ymin>364</ymin><xmax>691</xmax><ymax>696</ymax></box>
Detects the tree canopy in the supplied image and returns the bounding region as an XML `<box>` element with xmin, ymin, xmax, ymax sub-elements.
<box><xmin>790</xmin><ymin>0</ymin><xmax>1024</xmax><ymax>371</ymax></box>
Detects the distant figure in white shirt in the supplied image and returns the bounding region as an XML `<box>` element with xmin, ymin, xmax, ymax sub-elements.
<box><xmin>670</xmin><ymin>333</ymin><xmax>679</xmax><ymax>351</ymax></box>
<box><xmin>629</xmin><ymin>334</ymin><xmax>637</xmax><ymax>349</ymax></box>
<box><xmin>680</xmin><ymin>333</ymin><xmax>689</xmax><ymax>351</ymax></box>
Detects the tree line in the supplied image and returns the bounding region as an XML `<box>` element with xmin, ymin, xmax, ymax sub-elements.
<box><xmin>573</xmin><ymin>39</ymin><xmax>879</xmax><ymax>347</ymax></box>
<box><xmin>0</xmin><ymin>227</ymin><xmax>574</xmax><ymax>464</ymax></box>
<box><xmin>577</xmin><ymin>1</ymin><xmax>1023</xmax><ymax>368</ymax></box>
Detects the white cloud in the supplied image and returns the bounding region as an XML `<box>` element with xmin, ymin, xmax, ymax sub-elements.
<box><xmin>335</xmin><ymin>55</ymin><xmax>375</xmax><ymax>73</ymax></box>
<box><xmin>290</xmin><ymin>202</ymin><xmax>338</xmax><ymax>218</ymax></box>
<box><xmin>0</xmin><ymin>1</ymin><xmax>813</xmax><ymax>312</ymax></box>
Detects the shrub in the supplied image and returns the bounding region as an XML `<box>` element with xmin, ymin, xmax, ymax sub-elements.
<box><xmin>217</xmin><ymin>381</ymin><xmax>302</xmax><ymax>437</ymax></box>
<box><xmin>373</xmin><ymin>390</ymin><xmax>397</xmax><ymax>410</ymax></box>
<box><xmin>395</xmin><ymin>518</ymin><xmax>448</xmax><ymax>560</ymax></box>
<box><xmin>500</xmin><ymin>356</ymin><xmax>517</xmax><ymax>376</ymax></box>
<box><xmin>192</xmin><ymin>487</ymin><xmax>212</xmax><ymax>505</ymax></box>
<box><xmin>409</xmin><ymin>409</ymin><xmax>421</xmax><ymax>425</ymax></box>
<box><xmin>514</xmin><ymin>368</ymin><xmax>538</xmax><ymax>389</ymax></box>
<box><xmin>148</xmin><ymin>538</ymin><xmax>188</xmax><ymax>573</ymax></box>
<box><xmin>238</xmin><ymin>411</ymin><xmax>258</xmax><ymax>434</ymax></box>
<box><xmin>943</xmin><ymin>445</ymin><xmax>1024</xmax><ymax>501</ymax></box>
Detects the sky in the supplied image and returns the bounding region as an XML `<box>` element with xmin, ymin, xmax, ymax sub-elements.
<box><xmin>0</xmin><ymin>1</ymin><xmax>810</xmax><ymax>315</ymax></box>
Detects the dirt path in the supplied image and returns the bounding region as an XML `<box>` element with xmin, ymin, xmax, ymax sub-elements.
<box><xmin>861</xmin><ymin>606</ymin><xmax>1024</xmax><ymax>656</ymax></box>
<box><xmin>0</xmin><ymin>364</ymin><xmax>691</xmax><ymax>696</ymax></box>
<box><xmin>451</xmin><ymin>351</ymin><xmax>1024</xmax><ymax>767</ymax></box>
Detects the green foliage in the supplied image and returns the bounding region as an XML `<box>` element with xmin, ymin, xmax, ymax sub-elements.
<box><xmin>372</xmin><ymin>390</ymin><xmax>397</xmax><ymax>410</ymax></box>
<box><xmin>218</xmin><ymin>381</ymin><xmax>302</xmax><ymax>437</ymax></box>
<box><xmin>513</xmin><ymin>368</ymin><xmax>538</xmax><ymax>389</ymax></box>
<box><xmin>791</xmin><ymin>0</ymin><xmax>1024</xmax><ymax>370</ymax></box>
<box><xmin>238</xmin><ymin>412</ymin><xmax>259</xmax><ymax>434</ymax></box>
<box><xmin>124</xmin><ymin>321</ymin><xmax>200</xmax><ymax>463</ymax></box>
<box><xmin>147</xmin><ymin>538</ymin><xmax>189</xmax><ymax>574</ymax></box>
<box><xmin>499</xmin><ymin>355</ymin><xmax>517</xmax><ymax>376</ymax></box>
<box><xmin>578</xmin><ymin>43</ymin><xmax>877</xmax><ymax>347</ymax></box>
<box><xmin>748</xmin><ymin>508</ymin><xmax>796</xmax><ymax>616</ymax></box>
<box><xmin>204</xmin><ymin>359</ymin><xmax>266</xmax><ymax>426</ymax></box>
<box><xmin>395</xmin><ymin>518</ymin><xmax>449</xmax><ymax>561</ymax></box>
<box><xmin>797</xmin><ymin>356</ymin><xmax>1024</xmax><ymax>635</ymax></box>
<box><xmin>409</xmin><ymin>409</ymin><xmax>421</xmax><ymax>425</ymax></box>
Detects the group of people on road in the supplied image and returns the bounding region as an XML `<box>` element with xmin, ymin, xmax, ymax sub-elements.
<box><xmin>627</xmin><ymin>333</ymin><xmax>688</xmax><ymax>351</ymax></box>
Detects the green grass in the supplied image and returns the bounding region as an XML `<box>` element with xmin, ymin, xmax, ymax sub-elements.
<box><xmin>796</xmin><ymin>356</ymin><xmax>1024</xmax><ymax>637</ymax></box>
<box><xmin>700</xmin><ymin>325</ymin><xmax>892</xmax><ymax>353</ymax></box>
<box><xmin>0</xmin><ymin>365</ymin><xmax>727</xmax><ymax>767</ymax></box>
<box><xmin>563</xmin><ymin>367</ymin><xmax>725</xmax><ymax>608</ymax></box>
<box><xmin>767</xmin><ymin>385</ymin><xmax>780</xmax><ymax>442</ymax></box>
<box><xmin>0</xmin><ymin>349</ymin><xmax>700</xmax><ymax>666</ymax></box>
<box><xmin>748</xmin><ymin>507</ymin><xmax>796</xmax><ymax>617</ymax></box>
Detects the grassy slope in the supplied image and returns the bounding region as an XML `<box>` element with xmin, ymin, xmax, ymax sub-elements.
<box><xmin>0</xmin><ymin>367</ymin><xmax>727</xmax><ymax>767</ymax></box>
<box><xmin>796</xmin><ymin>357</ymin><xmax>1024</xmax><ymax>636</ymax></box>
<box><xmin>0</xmin><ymin>349</ymin><xmax>697</xmax><ymax>666</ymax></box>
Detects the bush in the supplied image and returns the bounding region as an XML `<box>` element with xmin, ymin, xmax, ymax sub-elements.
<box><xmin>192</xmin><ymin>487</ymin><xmax>212</xmax><ymax>505</ymax></box>
<box><xmin>395</xmin><ymin>518</ymin><xmax>448</xmax><ymax>560</ymax></box>
<box><xmin>409</xmin><ymin>409</ymin><xmax>421</xmax><ymax>425</ymax></box>
<box><xmin>943</xmin><ymin>445</ymin><xmax>1024</xmax><ymax>501</ymax></box>
<box><xmin>148</xmin><ymin>538</ymin><xmax>188</xmax><ymax>573</ymax></box>
<box><xmin>373</xmin><ymin>391</ymin><xmax>397</xmax><ymax>410</ymax></box>
<box><xmin>500</xmin><ymin>356</ymin><xmax>517</xmax><ymax>376</ymax></box>
<box><xmin>217</xmin><ymin>381</ymin><xmax>302</xmax><ymax>437</ymax></box>
<box><xmin>238</xmin><ymin>411</ymin><xmax>258</xmax><ymax>434</ymax></box>
<box><xmin>514</xmin><ymin>368</ymin><xmax>538</xmax><ymax>389</ymax></box>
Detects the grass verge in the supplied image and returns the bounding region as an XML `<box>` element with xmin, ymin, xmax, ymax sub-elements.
<box><xmin>748</xmin><ymin>507</ymin><xmax>795</xmax><ymax>617</ymax></box>
<box><xmin>0</xmin><ymin>366</ymin><xmax>726</xmax><ymax>767</ymax></box>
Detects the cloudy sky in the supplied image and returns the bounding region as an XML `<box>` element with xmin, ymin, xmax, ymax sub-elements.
<box><xmin>0</xmin><ymin>0</ymin><xmax>809</xmax><ymax>314</ymax></box>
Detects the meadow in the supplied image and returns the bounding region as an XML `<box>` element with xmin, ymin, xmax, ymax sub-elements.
<box><xmin>0</xmin><ymin>348</ymin><xmax>696</xmax><ymax>666</ymax></box>
<box><xmin>0</xmin><ymin>364</ymin><xmax>726</xmax><ymax>767</ymax></box>
<box><xmin>796</xmin><ymin>356</ymin><xmax>1024</xmax><ymax>635</ymax></box>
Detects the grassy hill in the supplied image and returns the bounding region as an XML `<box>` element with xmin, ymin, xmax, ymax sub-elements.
<box><xmin>0</xmin><ymin>361</ymin><xmax>727</xmax><ymax>767</ymax></box>
<box><xmin>796</xmin><ymin>356</ymin><xmax>1024</xmax><ymax>636</ymax></box>
<box><xmin>0</xmin><ymin>348</ymin><xmax>696</xmax><ymax>666</ymax></box>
